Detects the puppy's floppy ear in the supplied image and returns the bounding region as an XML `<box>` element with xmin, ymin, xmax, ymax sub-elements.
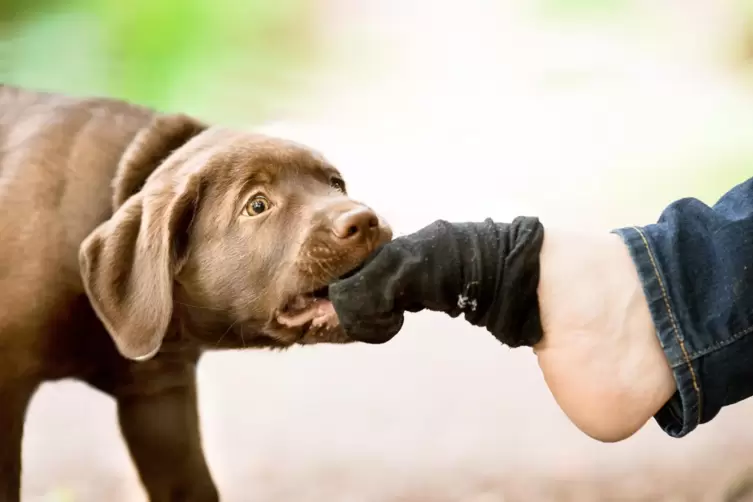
<box><xmin>113</xmin><ymin>113</ymin><xmax>207</xmax><ymax>209</ymax></box>
<box><xmin>79</xmin><ymin>113</ymin><xmax>207</xmax><ymax>361</ymax></box>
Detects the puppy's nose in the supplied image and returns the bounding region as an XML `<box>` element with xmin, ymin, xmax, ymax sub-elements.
<box><xmin>332</xmin><ymin>206</ymin><xmax>379</xmax><ymax>240</ymax></box>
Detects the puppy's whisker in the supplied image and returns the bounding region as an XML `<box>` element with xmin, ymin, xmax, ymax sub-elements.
<box><xmin>314</xmin><ymin>259</ymin><xmax>338</xmax><ymax>282</ymax></box>
<box><xmin>215</xmin><ymin>319</ymin><xmax>239</xmax><ymax>347</ymax></box>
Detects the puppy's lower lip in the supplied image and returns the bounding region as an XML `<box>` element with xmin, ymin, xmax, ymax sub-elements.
<box><xmin>276</xmin><ymin>296</ymin><xmax>335</xmax><ymax>328</ymax></box>
<box><xmin>276</xmin><ymin>284</ymin><xmax>333</xmax><ymax>327</ymax></box>
<box><xmin>275</xmin><ymin>268</ymin><xmax>361</xmax><ymax>329</ymax></box>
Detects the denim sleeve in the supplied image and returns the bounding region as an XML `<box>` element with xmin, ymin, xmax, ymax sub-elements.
<box><xmin>612</xmin><ymin>176</ymin><xmax>753</xmax><ymax>438</ymax></box>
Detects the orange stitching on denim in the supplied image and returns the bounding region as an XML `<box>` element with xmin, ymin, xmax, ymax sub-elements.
<box><xmin>686</xmin><ymin>324</ymin><xmax>753</xmax><ymax>360</ymax></box>
<box><xmin>633</xmin><ymin>226</ymin><xmax>701</xmax><ymax>427</ymax></box>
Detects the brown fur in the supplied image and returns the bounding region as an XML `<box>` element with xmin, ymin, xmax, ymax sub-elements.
<box><xmin>0</xmin><ymin>85</ymin><xmax>392</xmax><ymax>501</ymax></box>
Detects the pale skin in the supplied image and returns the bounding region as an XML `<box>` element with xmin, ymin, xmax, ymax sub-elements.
<box><xmin>532</xmin><ymin>229</ymin><xmax>677</xmax><ymax>443</ymax></box>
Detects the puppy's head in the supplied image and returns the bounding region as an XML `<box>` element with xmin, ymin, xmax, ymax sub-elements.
<box><xmin>79</xmin><ymin>114</ymin><xmax>392</xmax><ymax>361</ymax></box>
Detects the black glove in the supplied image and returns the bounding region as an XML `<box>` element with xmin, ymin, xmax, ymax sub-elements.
<box><xmin>328</xmin><ymin>217</ymin><xmax>545</xmax><ymax>347</ymax></box>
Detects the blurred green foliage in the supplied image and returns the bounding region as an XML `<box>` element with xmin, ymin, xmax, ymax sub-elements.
<box><xmin>1</xmin><ymin>0</ymin><xmax>751</xmax><ymax>209</ymax></box>
<box><xmin>0</xmin><ymin>0</ymin><xmax>323</xmax><ymax>124</ymax></box>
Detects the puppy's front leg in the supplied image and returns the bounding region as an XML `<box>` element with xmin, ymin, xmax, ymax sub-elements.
<box><xmin>114</xmin><ymin>363</ymin><xmax>218</xmax><ymax>502</ymax></box>
<box><xmin>0</xmin><ymin>381</ymin><xmax>37</xmax><ymax>502</ymax></box>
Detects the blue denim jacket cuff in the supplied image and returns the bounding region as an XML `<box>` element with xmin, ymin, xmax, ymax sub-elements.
<box><xmin>612</xmin><ymin>226</ymin><xmax>701</xmax><ymax>437</ymax></box>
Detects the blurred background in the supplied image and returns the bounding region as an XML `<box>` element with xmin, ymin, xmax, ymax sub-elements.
<box><xmin>3</xmin><ymin>0</ymin><xmax>753</xmax><ymax>500</ymax></box>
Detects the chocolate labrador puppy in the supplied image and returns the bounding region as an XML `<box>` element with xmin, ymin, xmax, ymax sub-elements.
<box><xmin>0</xmin><ymin>84</ymin><xmax>392</xmax><ymax>502</ymax></box>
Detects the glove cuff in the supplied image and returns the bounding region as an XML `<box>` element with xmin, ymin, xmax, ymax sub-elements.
<box><xmin>460</xmin><ymin>217</ymin><xmax>545</xmax><ymax>347</ymax></box>
<box><xmin>494</xmin><ymin>216</ymin><xmax>545</xmax><ymax>347</ymax></box>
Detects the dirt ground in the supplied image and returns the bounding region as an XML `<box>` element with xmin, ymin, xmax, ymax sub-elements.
<box><xmin>19</xmin><ymin>1</ymin><xmax>753</xmax><ymax>500</ymax></box>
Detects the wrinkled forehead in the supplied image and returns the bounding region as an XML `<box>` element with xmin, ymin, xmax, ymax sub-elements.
<box><xmin>195</xmin><ymin>128</ymin><xmax>342</xmax><ymax>189</ymax></box>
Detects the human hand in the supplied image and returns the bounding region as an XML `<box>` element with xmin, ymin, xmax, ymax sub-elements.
<box><xmin>328</xmin><ymin>217</ymin><xmax>546</xmax><ymax>346</ymax></box>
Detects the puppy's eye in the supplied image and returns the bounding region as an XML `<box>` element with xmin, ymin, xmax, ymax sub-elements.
<box><xmin>330</xmin><ymin>177</ymin><xmax>346</xmax><ymax>193</ymax></box>
<box><xmin>243</xmin><ymin>195</ymin><xmax>271</xmax><ymax>216</ymax></box>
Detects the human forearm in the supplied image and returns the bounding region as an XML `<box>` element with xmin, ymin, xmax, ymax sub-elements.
<box><xmin>611</xmin><ymin>177</ymin><xmax>753</xmax><ymax>438</ymax></box>
<box><xmin>542</xmin><ymin>176</ymin><xmax>753</xmax><ymax>441</ymax></box>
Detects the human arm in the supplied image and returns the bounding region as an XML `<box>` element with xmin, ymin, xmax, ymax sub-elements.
<box><xmin>329</xmin><ymin>177</ymin><xmax>753</xmax><ymax>441</ymax></box>
<box><xmin>328</xmin><ymin>217</ymin><xmax>677</xmax><ymax>442</ymax></box>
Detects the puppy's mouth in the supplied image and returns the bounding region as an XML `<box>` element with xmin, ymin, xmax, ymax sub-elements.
<box><xmin>275</xmin><ymin>285</ymin><xmax>337</xmax><ymax>330</ymax></box>
<box><xmin>273</xmin><ymin>258</ymin><xmax>370</xmax><ymax>331</ymax></box>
